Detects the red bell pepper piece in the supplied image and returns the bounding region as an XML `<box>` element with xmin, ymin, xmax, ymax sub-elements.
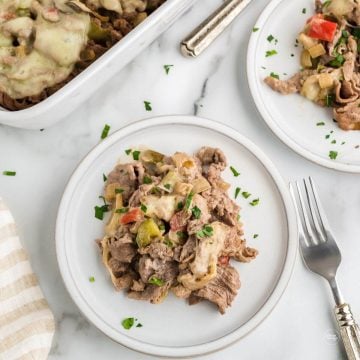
<box><xmin>120</xmin><ymin>208</ymin><xmax>142</xmax><ymax>224</ymax></box>
<box><xmin>307</xmin><ymin>16</ymin><xmax>337</xmax><ymax>42</ymax></box>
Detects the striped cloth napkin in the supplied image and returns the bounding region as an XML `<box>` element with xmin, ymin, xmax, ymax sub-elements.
<box><xmin>0</xmin><ymin>198</ymin><xmax>55</xmax><ymax>360</ymax></box>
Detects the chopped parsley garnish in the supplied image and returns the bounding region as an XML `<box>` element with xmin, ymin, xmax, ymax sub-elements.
<box><xmin>191</xmin><ymin>206</ymin><xmax>202</xmax><ymax>219</ymax></box>
<box><xmin>115</xmin><ymin>188</ymin><xmax>124</xmax><ymax>194</ymax></box>
<box><xmin>267</xmin><ymin>34</ymin><xmax>274</xmax><ymax>42</ymax></box>
<box><xmin>176</xmin><ymin>231</ymin><xmax>187</xmax><ymax>240</ymax></box>
<box><xmin>270</xmin><ymin>72</ymin><xmax>279</xmax><ymax>79</ymax></box>
<box><xmin>164</xmin><ymin>183</ymin><xmax>171</xmax><ymax>190</ymax></box>
<box><xmin>115</xmin><ymin>208</ymin><xmax>128</xmax><ymax>214</ymax></box>
<box><xmin>89</xmin><ymin>276</ymin><xmax>95</xmax><ymax>282</ymax></box>
<box><xmin>122</xmin><ymin>318</ymin><xmax>135</xmax><ymax>330</ymax></box>
<box><xmin>316</xmin><ymin>122</ymin><xmax>325</xmax><ymax>126</ymax></box>
<box><xmin>140</xmin><ymin>204</ymin><xmax>147</xmax><ymax>213</ymax></box>
<box><xmin>164</xmin><ymin>238</ymin><xmax>173</xmax><ymax>247</ymax></box>
<box><xmin>94</xmin><ymin>205</ymin><xmax>109</xmax><ymax>220</ymax></box>
<box><xmin>144</xmin><ymin>101</ymin><xmax>152</xmax><ymax>111</ymax></box>
<box><xmin>143</xmin><ymin>176</ymin><xmax>152</xmax><ymax>184</ymax></box>
<box><xmin>341</xmin><ymin>141</ymin><xmax>346</xmax><ymax>145</ymax></box>
<box><xmin>253</xmin><ymin>234</ymin><xmax>259</xmax><ymax>239</ymax></box>
<box><xmin>331</xmin><ymin>140</ymin><xmax>336</xmax><ymax>144</ymax></box>
<box><xmin>323</xmin><ymin>0</ymin><xmax>332</xmax><ymax>8</ymax></box>
<box><xmin>265</xmin><ymin>50</ymin><xmax>277</xmax><ymax>57</ymax></box>
<box><xmin>103</xmin><ymin>173</ymin><xmax>107</xmax><ymax>182</ymax></box>
<box><xmin>329</xmin><ymin>150</ymin><xmax>338</xmax><ymax>160</ymax></box>
<box><xmin>3</xmin><ymin>171</ymin><xmax>16</xmax><ymax>176</ymax></box>
<box><xmin>329</xmin><ymin>54</ymin><xmax>345</xmax><ymax>68</ymax></box>
<box><xmin>230</xmin><ymin>166</ymin><xmax>240</xmax><ymax>177</ymax></box>
<box><xmin>177</xmin><ymin>201</ymin><xmax>184</xmax><ymax>210</ymax></box>
<box><xmin>136</xmin><ymin>323</ymin><xmax>143</xmax><ymax>328</ymax></box>
<box><xmin>291</xmin><ymin>53</ymin><xmax>294</xmax><ymax>57</ymax></box>
<box><xmin>148</xmin><ymin>276</ymin><xmax>165</xmax><ymax>286</ymax></box>
<box><xmin>302</xmin><ymin>7</ymin><xmax>306</xmax><ymax>13</ymax></box>
<box><xmin>101</xmin><ymin>124</ymin><xmax>110</xmax><ymax>139</ymax></box>
<box><xmin>325</xmin><ymin>134</ymin><xmax>330</xmax><ymax>139</ymax></box>
<box><xmin>250</xmin><ymin>198</ymin><xmax>260</xmax><ymax>206</ymax></box>
<box><xmin>242</xmin><ymin>191</ymin><xmax>251</xmax><ymax>199</ymax></box>
<box><xmin>342</xmin><ymin>30</ymin><xmax>349</xmax><ymax>39</ymax></box>
<box><xmin>325</xmin><ymin>94</ymin><xmax>335</xmax><ymax>107</ymax></box>
<box><xmin>235</xmin><ymin>187</ymin><xmax>241</xmax><ymax>199</ymax></box>
<box><xmin>196</xmin><ymin>225</ymin><xmax>214</xmax><ymax>238</ymax></box>
<box><xmin>159</xmin><ymin>224</ymin><xmax>165</xmax><ymax>231</ymax></box>
<box><xmin>164</xmin><ymin>64</ymin><xmax>173</xmax><ymax>74</ymax></box>
<box><xmin>132</xmin><ymin>150</ymin><xmax>141</xmax><ymax>161</ymax></box>
<box><xmin>252</xmin><ymin>27</ymin><xmax>259</xmax><ymax>32</ymax></box>
<box><xmin>125</xmin><ymin>149</ymin><xmax>132</xmax><ymax>155</ymax></box>
<box><xmin>185</xmin><ymin>192</ymin><xmax>194</xmax><ymax>210</ymax></box>
<box><xmin>353</xmin><ymin>28</ymin><xmax>360</xmax><ymax>39</ymax></box>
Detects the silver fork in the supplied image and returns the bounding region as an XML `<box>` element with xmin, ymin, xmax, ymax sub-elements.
<box><xmin>290</xmin><ymin>177</ymin><xmax>360</xmax><ymax>360</ymax></box>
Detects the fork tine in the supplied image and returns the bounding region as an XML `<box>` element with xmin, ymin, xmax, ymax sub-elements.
<box><xmin>295</xmin><ymin>181</ymin><xmax>317</xmax><ymax>245</ymax></box>
<box><xmin>308</xmin><ymin>177</ymin><xmax>333</xmax><ymax>235</ymax></box>
<box><xmin>289</xmin><ymin>183</ymin><xmax>309</xmax><ymax>248</ymax></box>
<box><xmin>303</xmin><ymin>178</ymin><xmax>327</xmax><ymax>243</ymax></box>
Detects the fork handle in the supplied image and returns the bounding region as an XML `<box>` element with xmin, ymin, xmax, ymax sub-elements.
<box><xmin>335</xmin><ymin>304</ymin><xmax>360</xmax><ymax>360</ymax></box>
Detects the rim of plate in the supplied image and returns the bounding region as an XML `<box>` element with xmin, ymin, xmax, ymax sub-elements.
<box><xmin>56</xmin><ymin>115</ymin><xmax>298</xmax><ymax>358</ymax></box>
<box><xmin>247</xmin><ymin>0</ymin><xmax>360</xmax><ymax>174</ymax></box>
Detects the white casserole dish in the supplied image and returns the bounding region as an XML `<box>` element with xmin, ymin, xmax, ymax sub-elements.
<box><xmin>0</xmin><ymin>0</ymin><xmax>196</xmax><ymax>130</ymax></box>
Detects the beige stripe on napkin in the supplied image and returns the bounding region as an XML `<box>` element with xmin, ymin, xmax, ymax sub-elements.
<box><xmin>0</xmin><ymin>199</ymin><xmax>55</xmax><ymax>360</ymax></box>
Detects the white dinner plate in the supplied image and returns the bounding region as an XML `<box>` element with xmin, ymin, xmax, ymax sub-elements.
<box><xmin>56</xmin><ymin>115</ymin><xmax>297</xmax><ymax>357</ymax></box>
<box><xmin>247</xmin><ymin>0</ymin><xmax>360</xmax><ymax>173</ymax></box>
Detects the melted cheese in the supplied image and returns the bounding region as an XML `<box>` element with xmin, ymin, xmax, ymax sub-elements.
<box><xmin>0</xmin><ymin>0</ymin><xmax>90</xmax><ymax>98</ymax></box>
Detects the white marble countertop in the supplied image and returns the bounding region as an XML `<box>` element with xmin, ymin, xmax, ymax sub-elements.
<box><xmin>1</xmin><ymin>0</ymin><xmax>359</xmax><ymax>358</ymax></box>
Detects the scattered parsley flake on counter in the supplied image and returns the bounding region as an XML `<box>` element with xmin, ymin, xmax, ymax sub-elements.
<box><xmin>125</xmin><ymin>149</ymin><xmax>132</xmax><ymax>155</ymax></box>
<box><xmin>115</xmin><ymin>188</ymin><xmax>124</xmax><ymax>194</ymax></box>
<box><xmin>242</xmin><ymin>191</ymin><xmax>251</xmax><ymax>199</ymax></box>
<box><xmin>270</xmin><ymin>72</ymin><xmax>279</xmax><ymax>79</ymax></box>
<box><xmin>122</xmin><ymin>318</ymin><xmax>135</xmax><ymax>330</ymax></box>
<box><xmin>250</xmin><ymin>198</ymin><xmax>260</xmax><ymax>206</ymax></box>
<box><xmin>330</xmin><ymin>130</ymin><xmax>334</xmax><ymax>133</ymax></box>
<box><xmin>140</xmin><ymin>204</ymin><xmax>147</xmax><ymax>213</ymax></box>
<box><xmin>132</xmin><ymin>150</ymin><xmax>140</xmax><ymax>161</ymax></box>
<box><xmin>331</xmin><ymin>140</ymin><xmax>336</xmax><ymax>144</ymax></box>
<box><xmin>115</xmin><ymin>208</ymin><xmax>128</xmax><ymax>214</ymax></box>
<box><xmin>316</xmin><ymin>122</ymin><xmax>325</xmax><ymax>126</ymax></box>
<box><xmin>252</xmin><ymin>27</ymin><xmax>259</xmax><ymax>32</ymax></box>
<box><xmin>196</xmin><ymin>225</ymin><xmax>214</xmax><ymax>238</ymax></box>
<box><xmin>230</xmin><ymin>166</ymin><xmax>240</xmax><ymax>177</ymax></box>
<box><xmin>355</xmin><ymin>145</ymin><xmax>360</xmax><ymax>149</ymax></box>
<box><xmin>302</xmin><ymin>7</ymin><xmax>306</xmax><ymax>13</ymax></box>
<box><xmin>136</xmin><ymin>323</ymin><xmax>143</xmax><ymax>328</ymax></box>
<box><xmin>341</xmin><ymin>141</ymin><xmax>346</xmax><ymax>145</ymax></box>
<box><xmin>267</xmin><ymin>34</ymin><xmax>274</xmax><ymax>42</ymax></box>
<box><xmin>329</xmin><ymin>150</ymin><xmax>338</xmax><ymax>160</ymax></box>
<box><xmin>101</xmin><ymin>124</ymin><xmax>110</xmax><ymax>139</ymax></box>
<box><xmin>253</xmin><ymin>234</ymin><xmax>259</xmax><ymax>239</ymax></box>
<box><xmin>164</xmin><ymin>64</ymin><xmax>173</xmax><ymax>74</ymax></box>
<box><xmin>103</xmin><ymin>173</ymin><xmax>107</xmax><ymax>182</ymax></box>
<box><xmin>143</xmin><ymin>176</ymin><xmax>152</xmax><ymax>184</ymax></box>
<box><xmin>235</xmin><ymin>187</ymin><xmax>241</xmax><ymax>199</ymax></box>
<box><xmin>185</xmin><ymin>192</ymin><xmax>194</xmax><ymax>210</ymax></box>
<box><xmin>265</xmin><ymin>50</ymin><xmax>277</xmax><ymax>57</ymax></box>
<box><xmin>192</xmin><ymin>205</ymin><xmax>202</xmax><ymax>219</ymax></box>
<box><xmin>40</xmin><ymin>128</ymin><xmax>44</xmax><ymax>132</ymax></box>
<box><xmin>3</xmin><ymin>171</ymin><xmax>16</xmax><ymax>176</ymax></box>
<box><xmin>89</xmin><ymin>276</ymin><xmax>95</xmax><ymax>282</ymax></box>
<box><xmin>148</xmin><ymin>276</ymin><xmax>165</xmax><ymax>286</ymax></box>
<box><xmin>144</xmin><ymin>101</ymin><xmax>152</xmax><ymax>111</ymax></box>
<box><xmin>261</xmin><ymin>66</ymin><xmax>266</xmax><ymax>70</ymax></box>
<box><xmin>325</xmin><ymin>134</ymin><xmax>330</xmax><ymax>139</ymax></box>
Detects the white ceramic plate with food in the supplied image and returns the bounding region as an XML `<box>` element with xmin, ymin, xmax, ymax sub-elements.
<box><xmin>247</xmin><ymin>0</ymin><xmax>360</xmax><ymax>173</ymax></box>
<box><xmin>56</xmin><ymin>115</ymin><xmax>297</xmax><ymax>357</ymax></box>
